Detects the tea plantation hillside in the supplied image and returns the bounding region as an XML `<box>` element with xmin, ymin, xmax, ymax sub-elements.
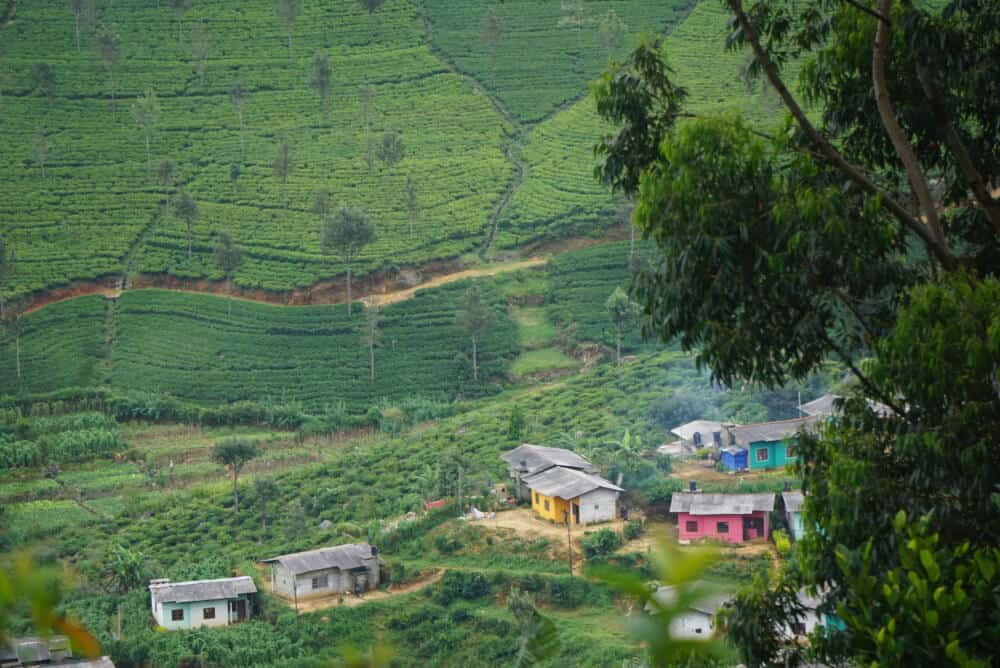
<box><xmin>1</xmin><ymin>0</ymin><xmax>516</xmax><ymax>297</ymax></box>
<box><xmin>420</xmin><ymin>0</ymin><xmax>695</xmax><ymax>123</ymax></box>
<box><xmin>490</xmin><ymin>0</ymin><xmax>798</xmax><ymax>251</ymax></box>
<box><xmin>0</xmin><ymin>281</ymin><xmax>519</xmax><ymax>409</ymax></box>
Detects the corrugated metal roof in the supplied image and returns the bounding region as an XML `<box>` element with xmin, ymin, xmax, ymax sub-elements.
<box><xmin>261</xmin><ymin>543</ymin><xmax>378</xmax><ymax>576</ymax></box>
<box><xmin>669</xmin><ymin>492</ymin><xmax>775</xmax><ymax>515</ymax></box>
<box><xmin>783</xmin><ymin>491</ymin><xmax>805</xmax><ymax>513</ymax></box>
<box><xmin>799</xmin><ymin>393</ymin><xmax>840</xmax><ymax>416</ymax></box>
<box><xmin>148</xmin><ymin>576</ymin><xmax>256</xmax><ymax>604</ymax></box>
<box><xmin>730</xmin><ymin>416</ymin><xmax>817</xmax><ymax>446</ymax></box>
<box><xmin>522</xmin><ymin>466</ymin><xmax>622</xmax><ymax>500</ymax></box>
<box><xmin>501</xmin><ymin>444</ymin><xmax>594</xmax><ymax>475</ymax></box>
<box><xmin>670</xmin><ymin>420</ymin><xmax>731</xmax><ymax>442</ymax></box>
<box><xmin>649</xmin><ymin>583</ymin><xmax>735</xmax><ymax>615</ymax></box>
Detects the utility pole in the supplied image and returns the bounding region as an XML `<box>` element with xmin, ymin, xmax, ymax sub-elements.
<box><xmin>457</xmin><ymin>465</ymin><xmax>464</xmax><ymax>516</ymax></box>
<box><xmin>293</xmin><ymin>579</ymin><xmax>299</xmax><ymax>619</ymax></box>
<box><xmin>564</xmin><ymin>510</ymin><xmax>573</xmax><ymax>576</ymax></box>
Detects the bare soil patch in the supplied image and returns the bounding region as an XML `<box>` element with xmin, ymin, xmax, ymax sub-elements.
<box><xmin>260</xmin><ymin>567</ymin><xmax>445</xmax><ymax>613</ymax></box>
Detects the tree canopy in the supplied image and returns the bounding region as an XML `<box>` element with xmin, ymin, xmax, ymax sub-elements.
<box><xmin>593</xmin><ymin>0</ymin><xmax>999</xmax><ymax>664</ymax></box>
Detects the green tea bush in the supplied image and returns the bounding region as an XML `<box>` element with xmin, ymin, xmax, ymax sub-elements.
<box><xmin>433</xmin><ymin>570</ymin><xmax>490</xmax><ymax>605</ymax></box>
<box><xmin>623</xmin><ymin>520</ymin><xmax>646</xmax><ymax>541</ymax></box>
<box><xmin>581</xmin><ymin>528</ymin><xmax>624</xmax><ymax>560</ymax></box>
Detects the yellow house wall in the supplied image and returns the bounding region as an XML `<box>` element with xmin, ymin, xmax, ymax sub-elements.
<box><xmin>531</xmin><ymin>490</ymin><xmax>579</xmax><ymax>525</ymax></box>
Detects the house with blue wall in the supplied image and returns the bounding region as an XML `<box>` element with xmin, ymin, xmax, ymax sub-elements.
<box><xmin>149</xmin><ymin>577</ymin><xmax>256</xmax><ymax>630</ymax></box>
<box><xmin>721</xmin><ymin>416</ymin><xmax>817</xmax><ymax>472</ymax></box>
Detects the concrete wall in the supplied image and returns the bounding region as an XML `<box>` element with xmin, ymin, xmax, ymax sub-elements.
<box><xmin>677</xmin><ymin>512</ymin><xmax>769</xmax><ymax>544</ymax></box>
<box><xmin>155</xmin><ymin>598</ymin><xmax>232</xmax><ymax>630</ymax></box>
<box><xmin>272</xmin><ymin>562</ymin><xmax>379</xmax><ymax>600</ymax></box>
<box><xmin>577</xmin><ymin>488</ymin><xmax>618</xmax><ymax>525</ymax></box>
<box><xmin>748</xmin><ymin>438</ymin><xmax>799</xmax><ymax>470</ymax></box>
<box><xmin>669</xmin><ymin>610</ymin><xmax>715</xmax><ymax>640</ymax></box>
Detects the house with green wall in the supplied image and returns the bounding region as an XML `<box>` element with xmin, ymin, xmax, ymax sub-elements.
<box><xmin>726</xmin><ymin>416</ymin><xmax>818</xmax><ymax>471</ymax></box>
<box><xmin>149</xmin><ymin>577</ymin><xmax>257</xmax><ymax>631</ymax></box>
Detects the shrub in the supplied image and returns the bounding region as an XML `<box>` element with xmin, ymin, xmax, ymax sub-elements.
<box><xmin>581</xmin><ymin>528</ymin><xmax>623</xmax><ymax>560</ymax></box>
<box><xmin>623</xmin><ymin>521</ymin><xmax>645</xmax><ymax>541</ymax></box>
<box><xmin>433</xmin><ymin>571</ymin><xmax>490</xmax><ymax>605</ymax></box>
<box><xmin>773</xmin><ymin>529</ymin><xmax>791</xmax><ymax>557</ymax></box>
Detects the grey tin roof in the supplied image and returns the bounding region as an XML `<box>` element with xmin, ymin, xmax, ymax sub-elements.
<box><xmin>669</xmin><ymin>492</ymin><xmax>775</xmax><ymax>515</ymax></box>
<box><xmin>783</xmin><ymin>491</ymin><xmax>805</xmax><ymax>513</ymax></box>
<box><xmin>799</xmin><ymin>393</ymin><xmax>841</xmax><ymax>417</ymax></box>
<box><xmin>522</xmin><ymin>466</ymin><xmax>622</xmax><ymax>500</ymax></box>
<box><xmin>149</xmin><ymin>576</ymin><xmax>256</xmax><ymax>605</ymax></box>
<box><xmin>669</xmin><ymin>420</ymin><xmax>731</xmax><ymax>442</ymax></box>
<box><xmin>730</xmin><ymin>416</ymin><xmax>817</xmax><ymax>446</ymax></box>
<box><xmin>649</xmin><ymin>583</ymin><xmax>735</xmax><ymax>616</ymax></box>
<box><xmin>501</xmin><ymin>444</ymin><xmax>594</xmax><ymax>476</ymax></box>
<box><xmin>262</xmin><ymin>543</ymin><xmax>379</xmax><ymax>576</ymax></box>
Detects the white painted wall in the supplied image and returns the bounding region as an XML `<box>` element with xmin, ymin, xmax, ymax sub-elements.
<box><xmin>190</xmin><ymin>599</ymin><xmax>229</xmax><ymax>628</ymax></box>
<box><xmin>577</xmin><ymin>488</ymin><xmax>619</xmax><ymax>525</ymax></box>
<box><xmin>669</xmin><ymin>611</ymin><xmax>715</xmax><ymax>640</ymax></box>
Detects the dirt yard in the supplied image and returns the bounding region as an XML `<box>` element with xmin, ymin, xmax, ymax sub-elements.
<box><xmin>260</xmin><ymin>567</ymin><xmax>445</xmax><ymax>613</ymax></box>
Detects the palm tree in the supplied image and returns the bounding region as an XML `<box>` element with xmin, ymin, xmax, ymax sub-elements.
<box><xmin>105</xmin><ymin>543</ymin><xmax>146</xmax><ymax>593</ymax></box>
<box><xmin>606</xmin><ymin>429</ymin><xmax>642</xmax><ymax>486</ymax></box>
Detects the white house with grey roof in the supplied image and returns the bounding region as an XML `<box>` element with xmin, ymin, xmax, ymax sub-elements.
<box><xmin>646</xmin><ymin>582</ymin><xmax>735</xmax><ymax>640</ymax></box>
<box><xmin>148</xmin><ymin>576</ymin><xmax>256</xmax><ymax>630</ymax></box>
<box><xmin>261</xmin><ymin>543</ymin><xmax>383</xmax><ymax>600</ymax></box>
<box><xmin>501</xmin><ymin>444</ymin><xmax>596</xmax><ymax>501</ymax></box>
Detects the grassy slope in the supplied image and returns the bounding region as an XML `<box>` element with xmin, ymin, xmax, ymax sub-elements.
<box><xmin>420</xmin><ymin>0</ymin><xmax>695</xmax><ymax>123</ymax></box>
<box><xmin>0</xmin><ymin>0</ymin><xmax>512</xmax><ymax>295</ymax></box>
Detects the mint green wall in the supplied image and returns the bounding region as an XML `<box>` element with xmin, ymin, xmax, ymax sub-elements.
<box><xmin>747</xmin><ymin>438</ymin><xmax>799</xmax><ymax>470</ymax></box>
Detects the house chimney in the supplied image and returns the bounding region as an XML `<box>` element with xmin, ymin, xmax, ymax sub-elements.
<box><xmin>519</xmin><ymin>459</ymin><xmax>527</xmax><ymax>470</ymax></box>
<box><xmin>689</xmin><ymin>481</ymin><xmax>697</xmax><ymax>492</ymax></box>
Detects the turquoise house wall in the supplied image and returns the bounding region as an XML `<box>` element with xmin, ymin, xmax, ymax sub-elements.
<box><xmin>747</xmin><ymin>437</ymin><xmax>799</xmax><ymax>470</ymax></box>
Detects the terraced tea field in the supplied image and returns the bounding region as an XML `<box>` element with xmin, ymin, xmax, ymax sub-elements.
<box><xmin>421</xmin><ymin>0</ymin><xmax>695</xmax><ymax>123</ymax></box>
<box><xmin>0</xmin><ymin>0</ymin><xmax>513</xmax><ymax>297</ymax></box>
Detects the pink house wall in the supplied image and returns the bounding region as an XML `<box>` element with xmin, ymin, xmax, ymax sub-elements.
<box><xmin>676</xmin><ymin>512</ymin><xmax>770</xmax><ymax>544</ymax></box>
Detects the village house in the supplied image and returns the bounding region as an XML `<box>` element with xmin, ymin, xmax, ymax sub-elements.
<box><xmin>719</xmin><ymin>416</ymin><xmax>818</xmax><ymax>472</ymax></box>
<box><xmin>261</xmin><ymin>543</ymin><xmax>383</xmax><ymax>600</ymax></box>
<box><xmin>148</xmin><ymin>576</ymin><xmax>256</xmax><ymax>631</ymax></box>
<box><xmin>667</xmin><ymin>419</ymin><xmax>732</xmax><ymax>454</ymax></box>
<box><xmin>647</xmin><ymin>583</ymin><xmax>735</xmax><ymax>640</ymax></box>
<box><xmin>670</xmin><ymin>488</ymin><xmax>775</xmax><ymax>544</ymax></box>
<box><xmin>782</xmin><ymin>490</ymin><xmax>805</xmax><ymax>541</ymax></box>
<box><xmin>501</xmin><ymin>444</ymin><xmax>595</xmax><ymax>501</ymax></box>
<box><xmin>524</xmin><ymin>465</ymin><xmax>624</xmax><ymax>526</ymax></box>
<box><xmin>501</xmin><ymin>444</ymin><xmax>623</xmax><ymax>525</ymax></box>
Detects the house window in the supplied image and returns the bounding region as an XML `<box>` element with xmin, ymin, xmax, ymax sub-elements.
<box><xmin>594</xmin><ymin>504</ymin><xmax>600</xmax><ymax>510</ymax></box>
<box><xmin>685</xmin><ymin>520</ymin><xmax>698</xmax><ymax>532</ymax></box>
<box><xmin>534</xmin><ymin>492</ymin><xmax>539</xmax><ymax>504</ymax></box>
<box><xmin>311</xmin><ymin>575</ymin><xmax>329</xmax><ymax>589</ymax></box>
<box><xmin>693</xmin><ymin>432</ymin><xmax>702</xmax><ymax>446</ymax></box>
<box><xmin>203</xmin><ymin>607</ymin><xmax>215</xmax><ymax>620</ymax></box>
<box><xmin>791</xmin><ymin>622</ymin><xmax>806</xmax><ymax>636</ymax></box>
<box><xmin>787</xmin><ymin>445</ymin><xmax>798</xmax><ymax>458</ymax></box>
<box><xmin>756</xmin><ymin>447</ymin><xmax>769</xmax><ymax>462</ymax></box>
<box><xmin>717</xmin><ymin>521</ymin><xmax>729</xmax><ymax>533</ymax></box>
<box><xmin>713</xmin><ymin>431</ymin><xmax>721</xmax><ymax>445</ymax></box>
<box><xmin>695</xmin><ymin>628</ymin><xmax>703</xmax><ymax>634</ymax></box>
<box><xmin>544</xmin><ymin>500</ymin><xmax>550</xmax><ymax>511</ymax></box>
<box><xmin>171</xmin><ymin>609</ymin><xmax>184</xmax><ymax>621</ymax></box>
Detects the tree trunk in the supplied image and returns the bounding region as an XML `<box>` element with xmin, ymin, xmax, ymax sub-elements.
<box><xmin>726</xmin><ymin>0</ymin><xmax>957</xmax><ymax>271</ymax></box>
<box><xmin>287</xmin><ymin>30</ymin><xmax>293</xmax><ymax>61</ymax></box>
<box><xmin>369</xmin><ymin>337</ymin><xmax>375</xmax><ymax>383</ymax></box>
<box><xmin>227</xmin><ymin>276</ymin><xmax>233</xmax><ymax>317</ymax></box>
<box><xmin>75</xmin><ymin>13</ymin><xmax>81</xmax><ymax>51</ymax></box>
<box><xmin>369</xmin><ymin>12</ymin><xmax>375</xmax><ymax>44</ymax></box>
<box><xmin>346</xmin><ymin>263</ymin><xmax>353</xmax><ymax>316</ymax></box>
<box><xmin>178</xmin><ymin>16</ymin><xmax>183</xmax><ymax>49</ymax></box>
<box><xmin>15</xmin><ymin>335</ymin><xmax>21</xmax><ymax>379</ymax></box>
<box><xmin>239</xmin><ymin>111</ymin><xmax>245</xmax><ymax>157</ymax></box>
<box><xmin>871</xmin><ymin>0</ymin><xmax>945</xmax><ymax>249</ymax></box>
<box><xmin>615</xmin><ymin>322</ymin><xmax>621</xmax><ymax>367</ymax></box>
<box><xmin>186</xmin><ymin>222</ymin><xmax>193</xmax><ymax>259</ymax></box>
<box><xmin>110</xmin><ymin>67</ymin><xmax>116</xmax><ymax>113</ymax></box>
<box><xmin>472</xmin><ymin>335</ymin><xmax>479</xmax><ymax>381</ymax></box>
<box><xmin>0</xmin><ymin>293</ymin><xmax>4</xmax><ymax>317</ymax></box>
<box><xmin>145</xmin><ymin>131</ymin><xmax>151</xmax><ymax>177</ymax></box>
<box><xmin>233</xmin><ymin>470</ymin><xmax>239</xmax><ymax>514</ymax></box>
